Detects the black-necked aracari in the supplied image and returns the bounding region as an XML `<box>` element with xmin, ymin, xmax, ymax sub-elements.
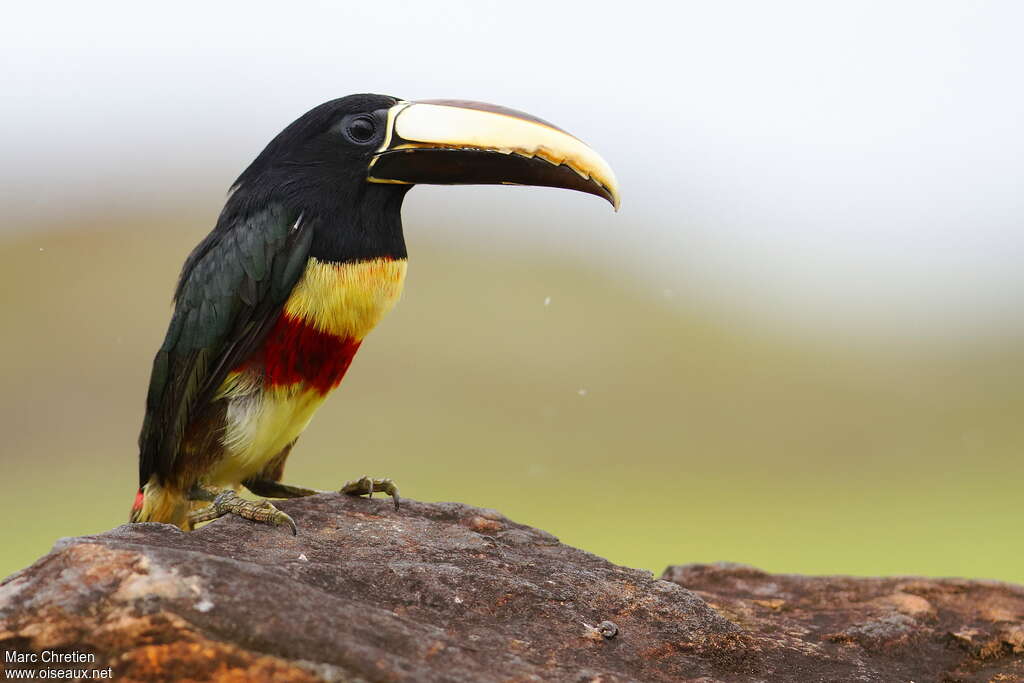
<box><xmin>131</xmin><ymin>94</ymin><xmax>620</xmax><ymax>532</ymax></box>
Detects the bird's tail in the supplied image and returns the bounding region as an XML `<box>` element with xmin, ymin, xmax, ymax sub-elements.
<box><xmin>129</xmin><ymin>478</ymin><xmax>190</xmax><ymax>530</ymax></box>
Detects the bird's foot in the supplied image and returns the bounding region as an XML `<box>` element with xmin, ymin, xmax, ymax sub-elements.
<box><xmin>340</xmin><ymin>475</ymin><xmax>400</xmax><ymax>510</ymax></box>
<box><xmin>189</xmin><ymin>490</ymin><xmax>297</xmax><ymax>535</ymax></box>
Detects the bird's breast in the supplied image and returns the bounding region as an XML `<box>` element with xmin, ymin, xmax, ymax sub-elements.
<box><xmin>233</xmin><ymin>256</ymin><xmax>407</xmax><ymax>395</ymax></box>
<box><xmin>209</xmin><ymin>257</ymin><xmax>407</xmax><ymax>484</ymax></box>
<box><xmin>283</xmin><ymin>256</ymin><xmax>408</xmax><ymax>342</ymax></box>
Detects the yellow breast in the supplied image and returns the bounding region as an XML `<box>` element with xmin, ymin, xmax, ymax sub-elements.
<box><xmin>283</xmin><ymin>256</ymin><xmax>408</xmax><ymax>339</ymax></box>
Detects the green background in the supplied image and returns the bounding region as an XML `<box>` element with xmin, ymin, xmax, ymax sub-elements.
<box><xmin>1</xmin><ymin>214</ymin><xmax>1020</xmax><ymax>582</ymax></box>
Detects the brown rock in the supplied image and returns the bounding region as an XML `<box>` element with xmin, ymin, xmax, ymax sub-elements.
<box><xmin>665</xmin><ymin>562</ymin><xmax>1024</xmax><ymax>681</ymax></box>
<box><xmin>0</xmin><ymin>495</ymin><xmax>1021</xmax><ymax>682</ymax></box>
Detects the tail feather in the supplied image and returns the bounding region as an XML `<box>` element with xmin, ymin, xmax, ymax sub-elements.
<box><xmin>129</xmin><ymin>479</ymin><xmax>190</xmax><ymax>530</ymax></box>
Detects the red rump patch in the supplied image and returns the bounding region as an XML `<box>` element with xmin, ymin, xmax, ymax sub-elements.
<box><xmin>132</xmin><ymin>489</ymin><xmax>144</xmax><ymax>512</ymax></box>
<box><xmin>240</xmin><ymin>313</ymin><xmax>362</xmax><ymax>394</ymax></box>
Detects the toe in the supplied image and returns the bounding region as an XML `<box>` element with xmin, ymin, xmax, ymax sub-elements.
<box><xmin>275</xmin><ymin>510</ymin><xmax>298</xmax><ymax>535</ymax></box>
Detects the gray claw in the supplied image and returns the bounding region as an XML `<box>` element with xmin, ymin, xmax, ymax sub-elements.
<box><xmin>276</xmin><ymin>510</ymin><xmax>298</xmax><ymax>536</ymax></box>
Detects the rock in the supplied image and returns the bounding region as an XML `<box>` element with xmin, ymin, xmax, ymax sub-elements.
<box><xmin>0</xmin><ymin>495</ymin><xmax>1019</xmax><ymax>682</ymax></box>
<box><xmin>664</xmin><ymin>562</ymin><xmax>1024</xmax><ymax>681</ymax></box>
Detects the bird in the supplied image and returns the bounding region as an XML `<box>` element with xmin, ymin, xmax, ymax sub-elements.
<box><xmin>130</xmin><ymin>94</ymin><xmax>620</xmax><ymax>533</ymax></box>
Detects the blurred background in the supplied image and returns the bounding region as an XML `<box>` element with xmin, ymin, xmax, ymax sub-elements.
<box><xmin>2</xmin><ymin>1</ymin><xmax>1022</xmax><ymax>582</ymax></box>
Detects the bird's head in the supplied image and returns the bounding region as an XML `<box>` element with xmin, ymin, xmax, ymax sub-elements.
<box><xmin>232</xmin><ymin>93</ymin><xmax>620</xmax><ymax>214</ymax></box>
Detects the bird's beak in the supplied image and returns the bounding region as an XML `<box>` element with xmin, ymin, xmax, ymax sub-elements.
<box><xmin>368</xmin><ymin>99</ymin><xmax>620</xmax><ymax>211</ymax></box>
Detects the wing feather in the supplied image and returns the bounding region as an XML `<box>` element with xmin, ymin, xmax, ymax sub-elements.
<box><xmin>137</xmin><ymin>204</ymin><xmax>312</xmax><ymax>487</ymax></box>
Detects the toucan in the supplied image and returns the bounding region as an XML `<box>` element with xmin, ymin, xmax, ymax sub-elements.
<box><xmin>131</xmin><ymin>94</ymin><xmax>620</xmax><ymax>532</ymax></box>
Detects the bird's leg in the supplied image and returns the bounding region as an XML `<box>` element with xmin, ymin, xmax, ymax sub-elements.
<box><xmin>340</xmin><ymin>475</ymin><xmax>401</xmax><ymax>510</ymax></box>
<box><xmin>188</xmin><ymin>484</ymin><xmax>219</xmax><ymax>502</ymax></box>
<box><xmin>188</xmin><ymin>488</ymin><xmax>297</xmax><ymax>535</ymax></box>
<box><xmin>243</xmin><ymin>478</ymin><xmax>321</xmax><ymax>499</ymax></box>
<box><xmin>243</xmin><ymin>475</ymin><xmax>401</xmax><ymax>510</ymax></box>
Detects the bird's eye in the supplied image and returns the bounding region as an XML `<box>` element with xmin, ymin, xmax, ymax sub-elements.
<box><xmin>345</xmin><ymin>116</ymin><xmax>376</xmax><ymax>144</ymax></box>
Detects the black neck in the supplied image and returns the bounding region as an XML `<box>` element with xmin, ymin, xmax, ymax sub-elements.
<box><xmin>222</xmin><ymin>167</ymin><xmax>411</xmax><ymax>264</ymax></box>
<box><xmin>308</xmin><ymin>183</ymin><xmax>410</xmax><ymax>264</ymax></box>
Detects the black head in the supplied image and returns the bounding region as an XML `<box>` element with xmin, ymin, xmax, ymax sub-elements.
<box><xmin>223</xmin><ymin>94</ymin><xmax>412</xmax><ymax>263</ymax></box>
<box><xmin>232</xmin><ymin>94</ymin><xmax>402</xmax><ymax>209</ymax></box>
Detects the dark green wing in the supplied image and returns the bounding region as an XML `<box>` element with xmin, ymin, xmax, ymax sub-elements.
<box><xmin>138</xmin><ymin>204</ymin><xmax>313</xmax><ymax>487</ymax></box>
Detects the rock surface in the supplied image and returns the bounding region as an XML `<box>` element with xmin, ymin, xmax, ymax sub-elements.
<box><xmin>0</xmin><ymin>494</ymin><xmax>1021</xmax><ymax>682</ymax></box>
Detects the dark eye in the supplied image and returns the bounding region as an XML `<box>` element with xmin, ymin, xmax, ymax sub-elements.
<box><xmin>345</xmin><ymin>116</ymin><xmax>376</xmax><ymax>144</ymax></box>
